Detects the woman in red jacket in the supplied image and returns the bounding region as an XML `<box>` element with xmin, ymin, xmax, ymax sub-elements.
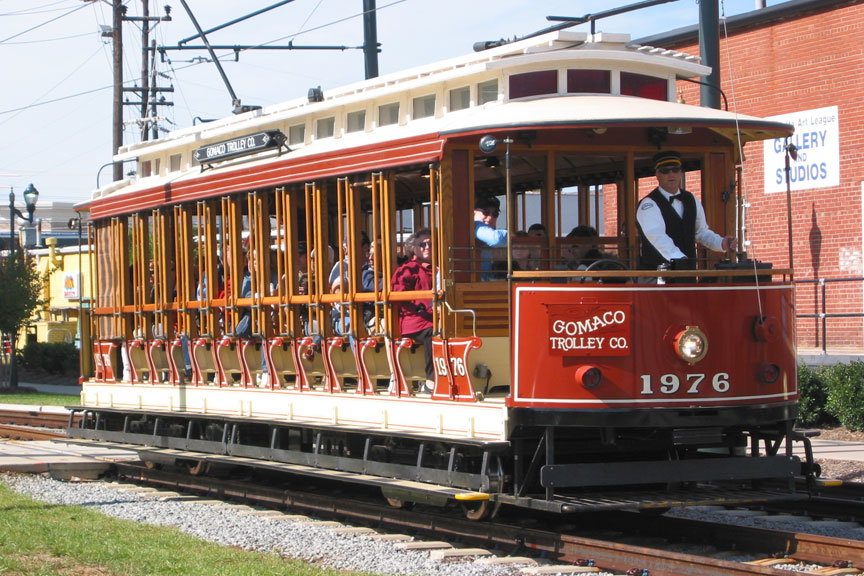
<box><xmin>391</xmin><ymin>228</ymin><xmax>434</xmax><ymax>393</ymax></box>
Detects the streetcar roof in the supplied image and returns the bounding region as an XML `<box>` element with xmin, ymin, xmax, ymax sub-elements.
<box><xmin>438</xmin><ymin>94</ymin><xmax>794</xmax><ymax>142</ymax></box>
<box><xmin>89</xmin><ymin>29</ymin><xmax>793</xmax><ymax>209</ymax></box>
<box><xmin>111</xmin><ymin>30</ymin><xmax>712</xmax><ymax>163</ymax></box>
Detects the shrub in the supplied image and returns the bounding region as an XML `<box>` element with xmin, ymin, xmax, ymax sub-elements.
<box><xmin>20</xmin><ymin>342</ymin><xmax>78</xmax><ymax>375</ymax></box>
<box><xmin>821</xmin><ymin>361</ymin><xmax>864</xmax><ymax>432</ymax></box>
<box><xmin>797</xmin><ymin>362</ymin><xmax>832</xmax><ymax>427</ymax></box>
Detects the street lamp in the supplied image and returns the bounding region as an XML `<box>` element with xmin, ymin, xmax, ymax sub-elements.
<box><xmin>6</xmin><ymin>183</ymin><xmax>38</xmax><ymax>389</ymax></box>
<box><xmin>9</xmin><ymin>183</ymin><xmax>39</xmax><ymax>251</ymax></box>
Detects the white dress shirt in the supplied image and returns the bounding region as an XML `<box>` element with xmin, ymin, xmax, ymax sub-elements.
<box><xmin>636</xmin><ymin>186</ymin><xmax>724</xmax><ymax>261</ymax></box>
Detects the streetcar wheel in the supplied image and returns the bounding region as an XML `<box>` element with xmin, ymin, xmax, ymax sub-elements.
<box><xmin>461</xmin><ymin>499</ymin><xmax>492</xmax><ymax>521</ymax></box>
<box><xmin>186</xmin><ymin>460</ymin><xmax>210</xmax><ymax>476</ymax></box>
<box><xmin>385</xmin><ymin>497</ymin><xmax>414</xmax><ymax>510</ymax></box>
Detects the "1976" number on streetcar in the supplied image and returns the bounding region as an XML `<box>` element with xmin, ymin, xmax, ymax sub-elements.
<box><xmin>640</xmin><ymin>373</ymin><xmax>730</xmax><ymax>395</ymax></box>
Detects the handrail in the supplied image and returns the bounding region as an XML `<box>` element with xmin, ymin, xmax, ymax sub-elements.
<box><xmin>795</xmin><ymin>276</ymin><xmax>864</xmax><ymax>355</ymax></box>
<box><xmin>443</xmin><ymin>299</ymin><xmax>477</xmax><ymax>338</ymax></box>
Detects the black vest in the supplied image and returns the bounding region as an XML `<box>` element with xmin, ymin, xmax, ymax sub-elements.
<box><xmin>637</xmin><ymin>188</ymin><xmax>697</xmax><ymax>270</ymax></box>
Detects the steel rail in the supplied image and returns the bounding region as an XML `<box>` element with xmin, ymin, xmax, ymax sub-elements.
<box><xmin>0</xmin><ymin>408</ymin><xmax>80</xmax><ymax>429</ymax></box>
<box><xmin>0</xmin><ymin>423</ymin><xmax>65</xmax><ymax>441</ymax></box>
<box><xmin>760</xmin><ymin>494</ymin><xmax>864</xmax><ymax>523</ymax></box>
<box><xmin>114</xmin><ymin>462</ymin><xmax>864</xmax><ymax>576</ymax></box>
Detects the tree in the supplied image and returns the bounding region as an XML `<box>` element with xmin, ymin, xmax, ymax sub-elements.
<box><xmin>0</xmin><ymin>250</ymin><xmax>47</xmax><ymax>388</ymax></box>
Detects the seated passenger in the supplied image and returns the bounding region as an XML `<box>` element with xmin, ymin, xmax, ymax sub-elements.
<box><xmin>526</xmin><ymin>223</ymin><xmax>547</xmax><ymax>269</ymax></box>
<box><xmin>330</xmin><ymin>276</ymin><xmax>350</xmax><ymax>337</ymax></box>
<box><xmin>391</xmin><ymin>228</ymin><xmax>435</xmax><ymax>394</ymax></box>
<box><xmin>513</xmin><ymin>230</ymin><xmax>542</xmax><ymax>272</ymax></box>
<box><xmin>361</xmin><ymin>239</ymin><xmax>383</xmax><ymax>330</ymax></box>
<box><xmin>329</xmin><ymin>231</ymin><xmax>371</xmax><ymax>288</ymax></box>
<box><xmin>562</xmin><ymin>225</ymin><xmax>603</xmax><ymax>270</ymax></box>
<box><xmin>527</xmin><ymin>222</ymin><xmax>547</xmax><ymax>239</ymax></box>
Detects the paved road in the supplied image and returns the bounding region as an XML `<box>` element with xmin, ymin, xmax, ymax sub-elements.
<box><xmin>17</xmin><ymin>383</ymin><xmax>81</xmax><ymax>396</ymax></box>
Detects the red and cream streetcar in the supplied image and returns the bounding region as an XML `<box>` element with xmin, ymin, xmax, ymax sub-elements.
<box><xmin>70</xmin><ymin>27</ymin><xmax>809</xmax><ymax>518</ymax></box>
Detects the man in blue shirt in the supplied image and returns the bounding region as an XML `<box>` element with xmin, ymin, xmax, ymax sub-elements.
<box><xmin>474</xmin><ymin>196</ymin><xmax>506</xmax><ymax>280</ymax></box>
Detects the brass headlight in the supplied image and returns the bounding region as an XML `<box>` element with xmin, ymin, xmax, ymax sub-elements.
<box><xmin>674</xmin><ymin>326</ymin><xmax>708</xmax><ymax>364</ymax></box>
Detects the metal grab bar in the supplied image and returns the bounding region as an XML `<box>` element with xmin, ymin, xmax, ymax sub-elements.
<box><xmin>443</xmin><ymin>299</ymin><xmax>477</xmax><ymax>338</ymax></box>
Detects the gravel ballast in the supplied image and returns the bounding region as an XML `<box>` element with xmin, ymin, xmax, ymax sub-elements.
<box><xmin>0</xmin><ymin>474</ymin><xmax>532</xmax><ymax>576</ymax></box>
<box><xmin>3</xmin><ymin>473</ymin><xmax>863</xmax><ymax>574</ymax></box>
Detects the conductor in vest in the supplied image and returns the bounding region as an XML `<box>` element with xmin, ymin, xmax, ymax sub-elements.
<box><xmin>636</xmin><ymin>150</ymin><xmax>737</xmax><ymax>273</ymax></box>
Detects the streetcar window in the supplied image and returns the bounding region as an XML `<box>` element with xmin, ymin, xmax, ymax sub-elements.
<box><xmin>620</xmin><ymin>72</ymin><xmax>668</xmax><ymax>101</ymax></box>
<box><xmin>412</xmin><ymin>94</ymin><xmax>436</xmax><ymax>119</ymax></box>
<box><xmin>567</xmin><ymin>69</ymin><xmax>611</xmax><ymax>94</ymax></box>
<box><xmin>316</xmin><ymin>117</ymin><xmax>335</xmax><ymax>139</ymax></box>
<box><xmin>346</xmin><ymin>110</ymin><xmax>366</xmax><ymax>133</ymax></box>
<box><xmin>288</xmin><ymin>123</ymin><xmax>305</xmax><ymax>145</ymax></box>
<box><xmin>449</xmin><ymin>86</ymin><xmax>470</xmax><ymax>111</ymax></box>
<box><xmin>169</xmin><ymin>153</ymin><xmax>181</xmax><ymax>173</ymax></box>
<box><xmin>509</xmin><ymin>70</ymin><xmax>557</xmax><ymax>99</ymax></box>
<box><xmin>378</xmin><ymin>102</ymin><xmax>400</xmax><ymax>126</ymax></box>
<box><xmin>478</xmin><ymin>79</ymin><xmax>498</xmax><ymax>105</ymax></box>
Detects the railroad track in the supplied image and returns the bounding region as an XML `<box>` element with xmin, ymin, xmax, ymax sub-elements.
<box><xmin>114</xmin><ymin>461</ymin><xmax>864</xmax><ymax>576</ymax></box>
<box><xmin>0</xmin><ymin>423</ymin><xmax>65</xmax><ymax>441</ymax></box>
<box><xmin>0</xmin><ymin>407</ymin><xmax>76</xmax><ymax>441</ymax></box>
<box><xmin>763</xmin><ymin>493</ymin><xmax>864</xmax><ymax>522</ymax></box>
<box><xmin>4</xmin><ymin>413</ymin><xmax>863</xmax><ymax>574</ymax></box>
<box><xmin>753</xmin><ymin>479</ymin><xmax>864</xmax><ymax>521</ymax></box>
<box><xmin>0</xmin><ymin>407</ymin><xmax>78</xmax><ymax>429</ymax></box>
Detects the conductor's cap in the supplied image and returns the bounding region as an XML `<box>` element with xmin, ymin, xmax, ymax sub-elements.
<box><xmin>653</xmin><ymin>150</ymin><xmax>682</xmax><ymax>171</ymax></box>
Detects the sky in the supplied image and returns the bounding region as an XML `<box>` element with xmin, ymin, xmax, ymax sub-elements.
<box><xmin>0</xmin><ymin>0</ymin><xmax>771</xmax><ymax>205</ymax></box>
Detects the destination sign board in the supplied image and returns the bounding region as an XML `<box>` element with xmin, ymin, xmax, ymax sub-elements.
<box><xmin>194</xmin><ymin>130</ymin><xmax>287</xmax><ymax>165</ymax></box>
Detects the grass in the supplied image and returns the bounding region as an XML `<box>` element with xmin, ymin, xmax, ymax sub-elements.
<box><xmin>0</xmin><ymin>393</ymin><xmax>77</xmax><ymax>406</ymax></box>
<box><xmin>0</xmin><ymin>481</ymin><xmax>353</xmax><ymax>576</ymax></box>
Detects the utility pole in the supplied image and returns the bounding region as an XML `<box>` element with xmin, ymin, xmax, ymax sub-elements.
<box><xmin>363</xmin><ymin>0</ymin><xmax>379</xmax><ymax>79</ymax></box>
<box><xmin>121</xmin><ymin>1</ymin><xmax>173</xmax><ymax>143</ymax></box>
<box><xmin>140</xmin><ymin>0</ymin><xmax>150</xmax><ymax>141</ymax></box>
<box><xmin>698</xmin><ymin>0</ymin><xmax>721</xmax><ymax>109</ymax></box>
<box><xmin>149</xmin><ymin>40</ymin><xmax>160</xmax><ymax>141</ymax></box>
<box><xmin>112</xmin><ymin>0</ymin><xmax>123</xmax><ymax>182</ymax></box>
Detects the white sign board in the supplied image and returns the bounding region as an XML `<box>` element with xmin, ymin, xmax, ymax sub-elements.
<box><xmin>763</xmin><ymin>106</ymin><xmax>840</xmax><ymax>193</ymax></box>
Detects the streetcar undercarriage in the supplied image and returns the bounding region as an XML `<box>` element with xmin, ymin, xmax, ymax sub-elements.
<box><xmin>66</xmin><ymin>406</ymin><xmax>811</xmax><ymax>517</ymax></box>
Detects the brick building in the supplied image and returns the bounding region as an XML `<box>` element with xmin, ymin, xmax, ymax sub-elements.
<box><xmin>642</xmin><ymin>0</ymin><xmax>864</xmax><ymax>357</ymax></box>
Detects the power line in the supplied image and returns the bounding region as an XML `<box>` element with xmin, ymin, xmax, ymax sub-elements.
<box><xmin>0</xmin><ymin>0</ymin><xmax>77</xmax><ymax>17</ymax></box>
<box><xmin>162</xmin><ymin>0</ymin><xmax>403</xmax><ymax>67</ymax></box>
<box><xmin>0</xmin><ymin>84</ymin><xmax>111</xmax><ymax>116</ymax></box>
<box><xmin>1</xmin><ymin>31</ymin><xmax>93</xmax><ymax>44</ymax></box>
<box><xmin>237</xmin><ymin>0</ymin><xmax>406</xmax><ymax>53</ymax></box>
<box><xmin>0</xmin><ymin>1</ymin><xmax>89</xmax><ymax>44</ymax></box>
<box><xmin>0</xmin><ymin>45</ymin><xmax>106</xmax><ymax>121</ymax></box>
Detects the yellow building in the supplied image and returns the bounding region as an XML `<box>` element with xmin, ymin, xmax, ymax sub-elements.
<box><xmin>27</xmin><ymin>236</ymin><xmax>92</xmax><ymax>373</ymax></box>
